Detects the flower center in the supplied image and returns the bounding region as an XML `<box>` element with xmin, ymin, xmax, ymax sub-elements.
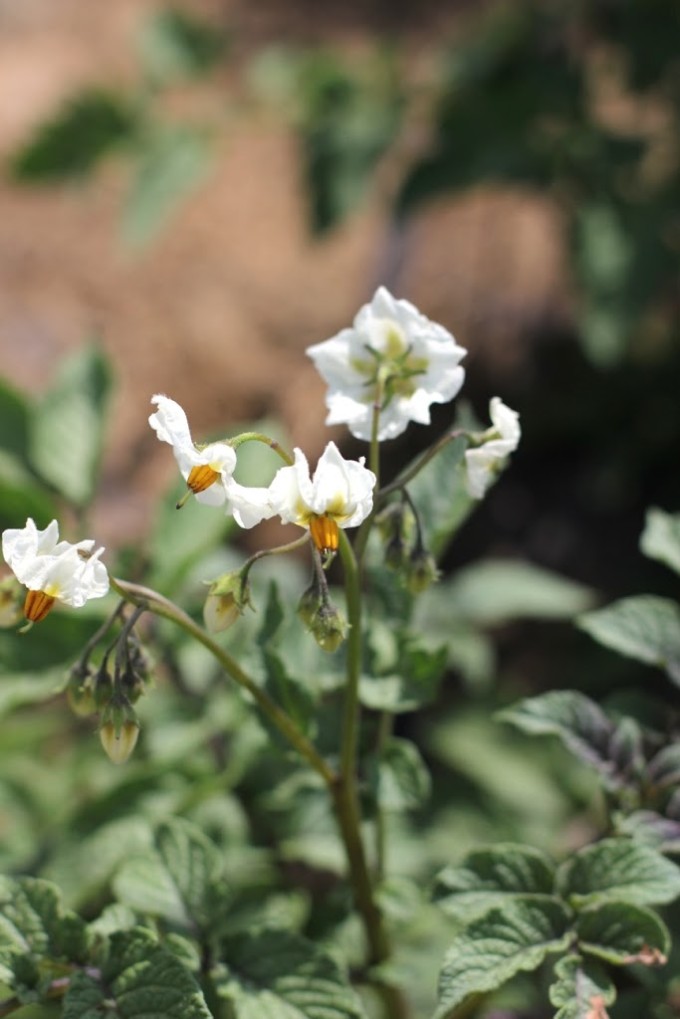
<box><xmin>309</xmin><ymin>515</ymin><xmax>339</xmax><ymax>554</ymax></box>
<box><xmin>350</xmin><ymin>324</ymin><xmax>429</xmax><ymax>406</ymax></box>
<box><xmin>187</xmin><ymin>464</ymin><xmax>220</xmax><ymax>494</ymax></box>
<box><xmin>24</xmin><ymin>589</ymin><xmax>56</xmax><ymax>623</ymax></box>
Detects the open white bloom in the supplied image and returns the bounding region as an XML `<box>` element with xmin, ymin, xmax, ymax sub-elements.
<box><xmin>2</xmin><ymin>518</ymin><xmax>109</xmax><ymax>622</ymax></box>
<box><xmin>268</xmin><ymin>442</ymin><xmax>376</xmax><ymax>552</ymax></box>
<box><xmin>464</xmin><ymin>398</ymin><xmax>521</xmax><ymax>499</ymax></box>
<box><xmin>149</xmin><ymin>395</ymin><xmax>273</xmax><ymax>528</ymax></box>
<box><xmin>307</xmin><ymin>286</ymin><xmax>467</xmax><ymax>441</ymax></box>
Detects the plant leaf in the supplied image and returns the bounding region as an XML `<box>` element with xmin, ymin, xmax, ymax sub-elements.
<box><xmin>214</xmin><ymin>927</ymin><xmax>366</xmax><ymax>1018</ymax></box>
<box><xmin>576</xmin><ymin>901</ymin><xmax>670</xmax><ymax>966</ymax></box>
<box><xmin>433</xmin><ymin>896</ymin><xmax>571</xmax><ymax>1018</ymax></box>
<box><xmin>113</xmin><ymin>817</ymin><xmax>227</xmax><ymax>931</ymax></box>
<box><xmin>578</xmin><ymin>595</ymin><xmax>680</xmax><ymax>686</ymax></box>
<box><xmin>498</xmin><ymin>691</ymin><xmax>620</xmax><ymax>786</ymax></box>
<box><xmin>63</xmin><ymin>926</ymin><xmax>212</xmax><ymax>1018</ymax></box>
<box><xmin>615</xmin><ymin>810</ymin><xmax>680</xmax><ymax>854</ymax></box>
<box><xmin>549</xmin><ymin>953</ymin><xmax>615</xmax><ymax>1019</ymax></box>
<box><xmin>433</xmin><ymin>843</ymin><xmax>555</xmax><ymax>921</ymax></box>
<box><xmin>29</xmin><ymin>345</ymin><xmax>112</xmax><ymax>506</ymax></box>
<box><xmin>139</xmin><ymin>8</ymin><xmax>228</xmax><ymax>84</ymax></box>
<box><xmin>646</xmin><ymin>742</ymin><xmax>680</xmax><ymax>789</ymax></box>
<box><xmin>640</xmin><ymin>507</ymin><xmax>680</xmax><ymax>577</ymax></box>
<box><xmin>373</xmin><ymin>737</ymin><xmax>431</xmax><ymax>811</ymax></box>
<box><xmin>558</xmin><ymin>838</ymin><xmax>680</xmax><ymax>909</ymax></box>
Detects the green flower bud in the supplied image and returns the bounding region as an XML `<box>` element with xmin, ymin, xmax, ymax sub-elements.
<box><xmin>203</xmin><ymin>571</ymin><xmax>251</xmax><ymax>634</ymax></box>
<box><xmin>66</xmin><ymin>668</ymin><xmax>97</xmax><ymax>717</ymax></box>
<box><xmin>0</xmin><ymin>575</ymin><xmax>22</xmax><ymax>628</ymax></box>
<box><xmin>404</xmin><ymin>549</ymin><xmax>440</xmax><ymax>594</ymax></box>
<box><xmin>296</xmin><ymin>583</ymin><xmax>324</xmax><ymax>629</ymax></box>
<box><xmin>99</xmin><ymin>699</ymin><xmax>140</xmax><ymax>764</ymax></box>
<box><xmin>310</xmin><ymin>602</ymin><xmax>348</xmax><ymax>654</ymax></box>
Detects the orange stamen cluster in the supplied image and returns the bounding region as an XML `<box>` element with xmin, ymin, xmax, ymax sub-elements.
<box><xmin>186</xmin><ymin>464</ymin><xmax>220</xmax><ymax>494</ymax></box>
<box><xmin>309</xmin><ymin>515</ymin><xmax>339</xmax><ymax>554</ymax></box>
<box><xmin>24</xmin><ymin>590</ymin><xmax>56</xmax><ymax>623</ymax></box>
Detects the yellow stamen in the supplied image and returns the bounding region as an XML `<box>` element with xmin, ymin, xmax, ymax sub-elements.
<box><xmin>24</xmin><ymin>589</ymin><xmax>56</xmax><ymax>623</ymax></box>
<box><xmin>186</xmin><ymin>464</ymin><xmax>220</xmax><ymax>495</ymax></box>
<box><xmin>309</xmin><ymin>515</ymin><xmax>339</xmax><ymax>554</ymax></box>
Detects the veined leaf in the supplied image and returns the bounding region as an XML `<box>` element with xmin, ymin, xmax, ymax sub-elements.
<box><xmin>578</xmin><ymin>595</ymin><xmax>680</xmax><ymax>686</ymax></box>
<box><xmin>433</xmin><ymin>843</ymin><xmax>555</xmax><ymax>921</ymax></box>
<box><xmin>63</xmin><ymin>926</ymin><xmax>211</xmax><ymax>1019</ymax></box>
<box><xmin>214</xmin><ymin>927</ymin><xmax>366</xmax><ymax>1018</ymax></box>
<box><xmin>433</xmin><ymin>896</ymin><xmax>571</xmax><ymax>1018</ymax></box>
<box><xmin>373</xmin><ymin>737</ymin><xmax>431</xmax><ymax>811</ymax></box>
<box><xmin>640</xmin><ymin>507</ymin><xmax>680</xmax><ymax>578</ymax></box>
<box><xmin>558</xmin><ymin>838</ymin><xmax>680</xmax><ymax>909</ymax></box>
<box><xmin>29</xmin><ymin>345</ymin><xmax>112</xmax><ymax>506</ymax></box>
<box><xmin>576</xmin><ymin>901</ymin><xmax>670</xmax><ymax>966</ymax></box>
<box><xmin>549</xmin><ymin>953</ymin><xmax>615</xmax><ymax>1019</ymax></box>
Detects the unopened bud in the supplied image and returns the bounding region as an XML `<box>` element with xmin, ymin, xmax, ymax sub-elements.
<box><xmin>99</xmin><ymin>699</ymin><xmax>140</xmax><ymax>764</ymax></box>
<box><xmin>376</xmin><ymin>501</ymin><xmax>414</xmax><ymax>573</ymax></box>
<box><xmin>296</xmin><ymin>583</ymin><xmax>324</xmax><ymax>629</ymax></box>
<box><xmin>404</xmin><ymin>549</ymin><xmax>439</xmax><ymax>594</ymax></box>
<box><xmin>0</xmin><ymin>576</ymin><xmax>22</xmax><ymax>628</ymax></box>
<box><xmin>203</xmin><ymin>571</ymin><xmax>251</xmax><ymax>633</ymax></box>
<box><xmin>310</xmin><ymin>601</ymin><xmax>348</xmax><ymax>653</ymax></box>
<box><xmin>67</xmin><ymin>669</ymin><xmax>97</xmax><ymax>717</ymax></box>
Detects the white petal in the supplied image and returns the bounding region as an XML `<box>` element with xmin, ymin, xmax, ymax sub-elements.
<box><xmin>149</xmin><ymin>394</ymin><xmax>193</xmax><ymax>451</ymax></box>
<box><xmin>227</xmin><ymin>482</ymin><xmax>276</xmax><ymax>529</ymax></box>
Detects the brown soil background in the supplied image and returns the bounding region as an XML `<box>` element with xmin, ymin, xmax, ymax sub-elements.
<box><xmin>0</xmin><ymin>0</ymin><xmax>568</xmax><ymax>547</ymax></box>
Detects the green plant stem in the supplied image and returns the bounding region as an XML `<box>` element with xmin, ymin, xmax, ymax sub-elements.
<box><xmin>109</xmin><ymin>577</ymin><xmax>335</xmax><ymax>788</ymax></box>
<box><xmin>374</xmin><ymin>710</ymin><xmax>394</xmax><ymax>883</ymax></box>
<box><xmin>379</xmin><ymin>428</ymin><xmax>465</xmax><ymax>500</ymax></box>
<box><xmin>229</xmin><ymin>431</ymin><xmax>294</xmax><ymax>465</ymax></box>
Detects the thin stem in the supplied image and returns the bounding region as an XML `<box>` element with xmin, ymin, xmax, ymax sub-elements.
<box><xmin>374</xmin><ymin>710</ymin><xmax>394</xmax><ymax>883</ymax></box>
<box><xmin>240</xmin><ymin>533</ymin><xmax>310</xmax><ymax>588</ymax></box>
<box><xmin>379</xmin><ymin>428</ymin><xmax>465</xmax><ymax>501</ymax></box>
<box><xmin>229</xmin><ymin>431</ymin><xmax>294</xmax><ymax>465</ymax></box>
<box><xmin>109</xmin><ymin>577</ymin><xmax>335</xmax><ymax>788</ymax></box>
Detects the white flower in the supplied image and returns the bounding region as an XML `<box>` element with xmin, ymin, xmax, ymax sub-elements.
<box><xmin>149</xmin><ymin>395</ymin><xmax>274</xmax><ymax>528</ymax></box>
<box><xmin>268</xmin><ymin>442</ymin><xmax>376</xmax><ymax>552</ymax></box>
<box><xmin>307</xmin><ymin>286</ymin><xmax>466</xmax><ymax>441</ymax></box>
<box><xmin>464</xmin><ymin>398</ymin><xmax>521</xmax><ymax>499</ymax></box>
<box><xmin>2</xmin><ymin>518</ymin><xmax>109</xmax><ymax>622</ymax></box>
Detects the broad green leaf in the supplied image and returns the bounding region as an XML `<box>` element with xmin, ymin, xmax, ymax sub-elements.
<box><xmin>359</xmin><ymin>644</ymin><xmax>447</xmax><ymax>713</ymax></box>
<box><xmin>374</xmin><ymin>737</ymin><xmax>431</xmax><ymax>811</ymax></box>
<box><xmin>406</xmin><ymin>434</ymin><xmax>469</xmax><ymax>556</ymax></box>
<box><xmin>0</xmin><ymin>670</ymin><xmax>63</xmax><ymax>719</ymax></box>
<box><xmin>214</xmin><ymin>927</ymin><xmax>366</xmax><ymax>1019</ymax></box>
<box><xmin>63</xmin><ymin>926</ymin><xmax>212</xmax><ymax>1019</ymax></box>
<box><xmin>433</xmin><ymin>897</ymin><xmax>571</xmax><ymax>1018</ymax></box>
<box><xmin>549</xmin><ymin>953</ymin><xmax>615</xmax><ymax>1019</ymax></box>
<box><xmin>441</xmin><ymin>560</ymin><xmax>594</xmax><ymax>625</ymax></box>
<box><xmin>615</xmin><ymin>810</ymin><xmax>680</xmax><ymax>854</ymax></box>
<box><xmin>498</xmin><ymin>691</ymin><xmax>619</xmax><ymax>787</ymax></box>
<box><xmin>576</xmin><ymin>901</ymin><xmax>670</xmax><ymax>966</ymax></box>
<box><xmin>640</xmin><ymin>507</ymin><xmax>680</xmax><ymax>577</ymax></box>
<box><xmin>558</xmin><ymin>838</ymin><xmax>680</xmax><ymax>908</ymax></box>
<box><xmin>578</xmin><ymin>595</ymin><xmax>680</xmax><ymax>686</ymax></box>
<box><xmin>0</xmin><ymin>877</ymin><xmax>87</xmax><ymax>988</ymax></box>
<box><xmin>10</xmin><ymin>89</ymin><xmax>137</xmax><ymax>181</ymax></box>
<box><xmin>0</xmin><ymin>378</ymin><xmax>31</xmax><ymax>460</ymax></box>
<box><xmin>139</xmin><ymin>8</ymin><xmax>227</xmax><ymax>84</ymax></box>
<box><xmin>0</xmin><ymin>449</ymin><xmax>58</xmax><ymax>533</ymax></box>
<box><xmin>434</xmin><ymin>844</ymin><xmax>555</xmax><ymax>921</ymax></box>
<box><xmin>122</xmin><ymin>127</ymin><xmax>212</xmax><ymax>249</ymax></box>
<box><xmin>113</xmin><ymin>817</ymin><xmax>226</xmax><ymax>930</ymax></box>
<box><xmin>29</xmin><ymin>346</ymin><xmax>112</xmax><ymax>506</ymax></box>
<box><xmin>647</xmin><ymin>743</ymin><xmax>680</xmax><ymax>789</ymax></box>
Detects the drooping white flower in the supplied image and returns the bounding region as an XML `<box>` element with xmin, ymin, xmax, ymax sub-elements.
<box><xmin>268</xmin><ymin>441</ymin><xmax>376</xmax><ymax>552</ymax></box>
<box><xmin>149</xmin><ymin>395</ymin><xmax>273</xmax><ymax>528</ymax></box>
<box><xmin>307</xmin><ymin>286</ymin><xmax>467</xmax><ymax>441</ymax></box>
<box><xmin>464</xmin><ymin>398</ymin><xmax>521</xmax><ymax>499</ymax></box>
<box><xmin>2</xmin><ymin>518</ymin><xmax>109</xmax><ymax>622</ymax></box>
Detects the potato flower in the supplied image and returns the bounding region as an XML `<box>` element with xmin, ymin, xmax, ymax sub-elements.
<box><xmin>268</xmin><ymin>441</ymin><xmax>376</xmax><ymax>553</ymax></box>
<box><xmin>464</xmin><ymin>398</ymin><xmax>521</xmax><ymax>499</ymax></box>
<box><xmin>2</xmin><ymin>518</ymin><xmax>109</xmax><ymax>623</ymax></box>
<box><xmin>149</xmin><ymin>395</ymin><xmax>273</xmax><ymax>528</ymax></box>
<box><xmin>307</xmin><ymin>286</ymin><xmax>466</xmax><ymax>441</ymax></box>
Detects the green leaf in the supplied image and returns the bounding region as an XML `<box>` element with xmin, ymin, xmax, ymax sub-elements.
<box><xmin>441</xmin><ymin>559</ymin><xmax>594</xmax><ymax>625</ymax></box>
<box><xmin>406</xmin><ymin>435</ymin><xmax>469</xmax><ymax>556</ymax></box>
<box><xmin>549</xmin><ymin>953</ymin><xmax>615</xmax><ymax>1019</ymax></box>
<box><xmin>122</xmin><ymin>126</ymin><xmax>212</xmax><ymax>249</ymax></box>
<box><xmin>63</xmin><ymin>926</ymin><xmax>212</xmax><ymax>1019</ymax></box>
<box><xmin>359</xmin><ymin>643</ymin><xmax>447</xmax><ymax>713</ymax></box>
<box><xmin>10</xmin><ymin>89</ymin><xmax>137</xmax><ymax>181</ymax></box>
<box><xmin>647</xmin><ymin>742</ymin><xmax>680</xmax><ymax>789</ymax></box>
<box><xmin>0</xmin><ymin>877</ymin><xmax>87</xmax><ymax>988</ymax></box>
<box><xmin>113</xmin><ymin>817</ymin><xmax>226</xmax><ymax>930</ymax></box>
<box><xmin>578</xmin><ymin>595</ymin><xmax>680</xmax><ymax>686</ymax></box>
<box><xmin>558</xmin><ymin>838</ymin><xmax>680</xmax><ymax>909</ymax></box>
<box><xmin>29</xmin><ymin>345</ymin><xmax>112</xmax><ymax>506</ymax></box>
<box><xmin>576</xmin><ymin>901</ymin><xmax>670</xmax><ymax>966</ymax></box>
<box><xmin>0</xmin><ymin>450</ymin><xmax>58</xmax><ymax>532</ymax></box>
<box><xmin>614</xmin><ymin>811</ymin><xmax>680</xmax><ymax>854</ymax></box>
<box><xmin>433</xmin><ymin>843</ymin><xmax>555</xmax><ymax>921</ymax></box>
<box><xmin>0</xmin><ymin>378</ymin><xmax>31</xmax><ymax>461</ymax></box>
<box><xmin>214</xmin><ymin>927</ymin><xmax>366</xmax><ymax>1018</ymax></box>
<box><xmin>373</xmin><ymin>737</ymin><xmax>431</xmax><ymax>811</ymax></box>
<box><xmin>641</xmin><ymin>507</ymin><xmax>680</xmax><ymax>578</ymax></box>
<box><xmin>498</xmin><ymin>691</ymin><xmax>620</xmax><ymax>787</ymax></box>
<box><xmin>139</xmin><ymin>8</ymin><xmax>228</xmax><ymax>84</ymax></box>
<box><xmin>433</xmin><ymin>896</ymin><xmax>571</xmax><ymax>1019</ymax></box>
<box><xmin>258</xmin><ymin>582</ymin><xmax>317</xmax><ymax>737</ymax></box>
<box><xmin>0</xmin><ymin>670</ymin><xmax>64</xmax><ymax>719</ymax></box>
